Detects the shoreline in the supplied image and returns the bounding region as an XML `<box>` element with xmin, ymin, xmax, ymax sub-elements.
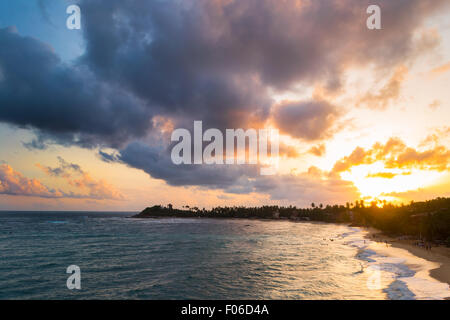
<box><xmin>363</xmin><ymin>227</ymin><xmax>450</xmax><ymax>299</ymax></box>
<box><xmin>133</xmin><ymin>216</ymin><xmax>450</xmax><ymax>286</ymax></box>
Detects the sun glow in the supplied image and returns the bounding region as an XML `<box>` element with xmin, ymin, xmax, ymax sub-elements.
<box><xmin>340</xmin><ymin>162</ymin><xmax>443</xmax><ymax>201</ymax></box>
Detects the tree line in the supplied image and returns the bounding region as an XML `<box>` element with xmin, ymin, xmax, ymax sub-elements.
<box><xmin>134</xmin><ymin>197</ymin><xmax>450</xmax><ymax>245</ymax></box>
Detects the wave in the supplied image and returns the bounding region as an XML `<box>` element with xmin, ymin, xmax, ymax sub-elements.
<box><xmin>342</xmin><ymin>227</ymin><xmax>450</xmax><ymax>300</ymax></box>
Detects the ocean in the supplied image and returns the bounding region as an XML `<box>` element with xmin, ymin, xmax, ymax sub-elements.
<box><xmin>0</xmin><ymin>211</ymin><xmax>448</xmax><ymax>300</ymax></box>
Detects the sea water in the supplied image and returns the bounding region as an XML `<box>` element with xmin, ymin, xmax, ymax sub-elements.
<box><xmin>0</xmin><ymin>212</ymin><xmax>448</xmax><ymax>300</ymax></box>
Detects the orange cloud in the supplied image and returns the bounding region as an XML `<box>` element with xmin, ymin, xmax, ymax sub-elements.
<box><xmin>430</xmin><ymin>61</ymin><xmax>450</xmax><ymax>75</ymax></box>
<box><xmin>0</xmin><ymin>164</ymin><xmax>64</xmax><ymax>198</ymax></box>
<box><xmin>0</xmin><ymin>161</ymin><xmax>123</xmax><ymax>200</ymax></box>
<box><xmin>429</xmin><ymin>100</ymin><xmax>441</xmax><ymax>110</ymax></box>
<box><xmin>358</xmin><ymin>66</ymin><xmax>408</xmax><ymax>110</ymax></box>
<box><xmin>332</xmin><ymin>137</ymin><xmax>450</xmax><ymax>174</ymax></box>
<box><xmin>36</xmin><ymin>157</ymin><xmax>124</xmax><ymax>200</ymax></box>
<box><xmin>279</xmin><ymin>143</ymin><xmax>300</xmax><ymax>158</ymax></box>
<box><xmin>366</xmin><ymin>172</ymin><xmax>412</xmax><ymax>179</ymax></box>
<box><xmin>67</xmin><ymin>172</ymin><xmax>124</xmax><ymax>200</ymax></box>
<box><xmin>386</xmin><ymin>146</ymin><xmax>450</xmax><ymax>171</ymax></box>
<box><xmin>309</xmin><ymin>144</ymin><xmax>326</xmax><ymax>157</ymax></box>
<box><xmin>420</xmin><ymin>127</ymin><xmax>450</xmax><ymax>147</ymax></box>
<box><xmin>366</xmin><ymin>172</ymin><xmax>397</xmax><ymax>179</ymax></box>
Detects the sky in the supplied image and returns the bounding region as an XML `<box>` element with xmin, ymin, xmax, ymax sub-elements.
<box><xmin>1</xmin><ymin>0</ymin><xmax>450</xmax><ymax>211</ymax></box>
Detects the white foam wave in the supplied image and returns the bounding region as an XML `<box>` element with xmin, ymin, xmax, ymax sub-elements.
<box><xmin>341</xmin><ymin>227</ymin><xmax>450</xmax><ymax>300</ymax></box>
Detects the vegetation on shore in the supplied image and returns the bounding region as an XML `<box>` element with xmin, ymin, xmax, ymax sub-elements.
<box><xmin>134</xmin><ymin>197</ymin><xmax>450</xmax><ymax>245</ymax></box>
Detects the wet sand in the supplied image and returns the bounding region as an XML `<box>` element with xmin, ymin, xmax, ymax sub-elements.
<box><xmin>365</xmin><ymin>227</ymin><xmax>450</xmax><ymax>287</ymax></box>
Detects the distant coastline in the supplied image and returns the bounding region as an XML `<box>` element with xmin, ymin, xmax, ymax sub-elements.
<box><xmin>134</xmin><ymin>197</ymin><xmax>450</xmax><ymax>244</ymax></box>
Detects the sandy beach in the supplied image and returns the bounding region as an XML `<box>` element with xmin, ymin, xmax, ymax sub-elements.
<box><xmin>365</xmin><ymin>227</ymin><xmax>450</xmax><ymax>289</ymax></box>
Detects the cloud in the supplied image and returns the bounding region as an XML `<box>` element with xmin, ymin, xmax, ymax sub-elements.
<box><xmin>272</xmin><ymin>100</ymin><xmax>340</xmax><ymax>141</ymax></box>
<box><xmin>387</xmin><ymin>146</ymin><xmax>450</xmax><ymax>171</ymax></box>
<box><xmin>78</xmin><ymin>0</ymin><xmax>446</xmax><ymax>129</ymax></box>
<box><xmin>420</xmin><ymin>127</ymin><xmax>450</xmax><ymax>147</ymax></box>
<box><xmin>0</xmin><ymin>164</ymin><xmax>64</xmax><ymax>198</ymax></box>
<box><xmin>98</xmin><ymin>150</ymin><xmax>119</xmax><ymax>163</ymax></box>
<box><xmin>36</xmin><ymin>156</ymin><xmax>83</xmax><ymax>177</ymax></box>
<box><xmin>0</xmin><ymin>27</ymin><xmax>153</xmax><ymax>149</ymax></box>
<box><xmin>366</xmin><ymin>172</ymin><xmax>396</xmax><ymax>179</ymax></box>
<box><xmin>2</xmin><ymin>0</ymin><xmax>445</xmax><ymax>148</ymax></box>
<box><xmin>107</xmin><ymin>142</ymin><xmax>359</xmax><ymax>205</ymax></box>
<box><xmin>429</xmin><ymin>100</ymin><xmax>442</xmax><ymax>110</ymax></box>
<box><xmin>332</xmin><ymin>137</ymin><xmax>450</xmax><ymax>174</ymax></box>
<box><xmin>36</xmin><ymin>158</ymin><xmax>124</xmax><ymax>200</ymax></box>
<box><xmin>309</xmin><ymin>144</ymin><xmax>326</xmax><ymax>157</ymax></box>
<box><xmin>430</xmin><ymin>61</ymin><xmax>450</xmax><ymax>75</ymax></box>
<box><xmin>116</xmin><ymin>142</ymin><xmax>259</xmax><ymax>188</ymax></box>
<box><xmin>279</xmin><ymin>143</ymin><xmax>300</xmax><ymax>158</ymax></box>
<box><xmin>66</xmin><ymin>172</ymin><xmax>124</xmax><ymax>201</ymax></box>
<box><xmin>358</xmin><ymin>66</ymin><xmax>408</xmax><ymax>110</ymax></box>
<box><xmin>0</xmin><ymin>161</ymin><xmax>122</xmax><ymax>200</ymax></box>
<box><xmin>366</xmin><ymin>172</ymin><xmax>411</xmax><ymax>179</ymax></box>
<box><xmin>250</xmin><ymin>171</ymin><xmax>360</xmax><ymax>205</ymax></box>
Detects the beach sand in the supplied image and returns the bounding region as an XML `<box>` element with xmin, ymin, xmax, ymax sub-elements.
<box><xmin>364</xmin><ymin>227</ymin><xmax>450</xmax><ymax>288</ymax></box>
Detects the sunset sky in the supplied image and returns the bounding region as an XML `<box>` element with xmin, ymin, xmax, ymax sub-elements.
<box><xmin>1</xmin><ymin>0</ymin><xmax>450</xmax><ymax>211</ymax></box>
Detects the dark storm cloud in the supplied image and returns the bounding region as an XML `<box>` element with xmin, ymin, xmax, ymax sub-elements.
<box><xmin>38</xmin><ymin>156</ymin><xmax>83</xmax><ymax>177</ymax></box>
<box><xmin>272</xmin><ymin>100</ymin><xmax>340</xmax><ymax>141</ymax></box>
<box><xmin>81</xmin><ymin>0</ymin><xmax>447</xmax><ymax>88</ymax></box>
<box><xmin>0</xmin><ymin>27</ymin><xmax>152</xmax><ymax>149</ymax></box>
<box><xmin>2</xmin><ymin>0</ymin><xmax>447</xmax><ymax>142</ymax></box>
<box><xmin>116</xmin><ymin>142</ymin><xmax>259</xmax><ymax>188</ymax></box>
<box><xmin>79</xmin><ymin>0</ymin><xmax>273</xmax><ymax>130</ymax></box>
<box><xmin>98</xmin><ymin>150</ymin><xmax>118</xmax><ymax>163</ymax></box>
<box><xmin>78</xmin><ymin>0</ymin><xmax>448</xmax><ymax>131</ymax></box>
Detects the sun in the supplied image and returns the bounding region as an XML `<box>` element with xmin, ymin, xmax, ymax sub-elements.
<box><xmin>340</xmin><ymin>162</ymin><xmax>443</xmax><ymax>202</ymax></box>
